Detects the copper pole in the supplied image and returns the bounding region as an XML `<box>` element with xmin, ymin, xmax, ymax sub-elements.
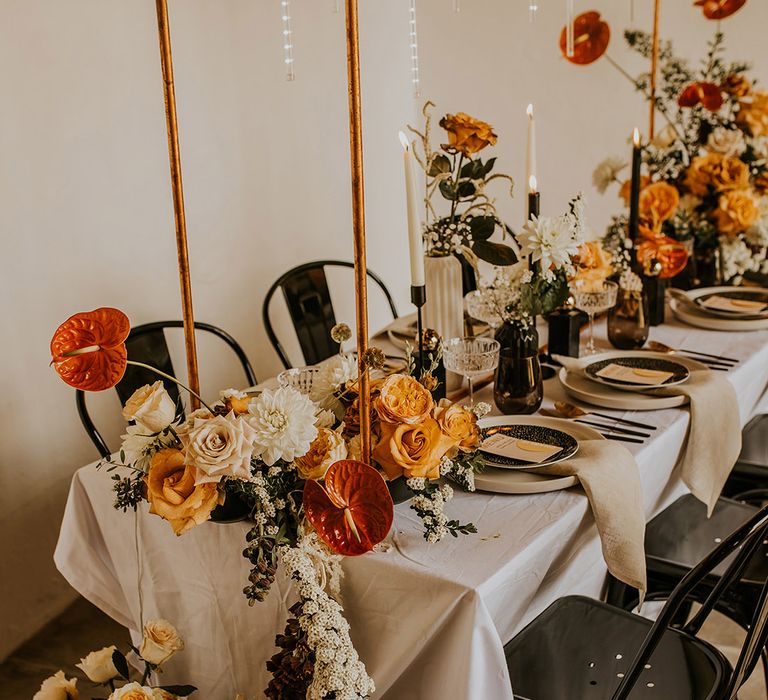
<box><xmin>649</xmin><ymin>0</ymin><xmax>661</xmax><ymax>139</ymax></box>
<box><xmin>344</xmin><ymin>0</ymin><xmax>371</xmax><ymax>463</ymax></box>
<box><xmin>155</xmin><ymin>0</ymin><xmax>201</xmax><ymax>409</ymax></box>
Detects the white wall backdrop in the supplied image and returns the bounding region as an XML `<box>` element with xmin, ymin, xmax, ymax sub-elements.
<box><xmin>1</xmin><ymin>0</ymin><xmax>767</xmax><ymax>658</ymax></box>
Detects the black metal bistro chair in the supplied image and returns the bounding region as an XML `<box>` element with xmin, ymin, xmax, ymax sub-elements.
<box><xmin>76</xmin><ymin>320</ymin><xmax>257</xmax><ymax>458</ymax></box>
<box><xmin>605</xmin><ymin>492</ymin><xmax>768</xmax><ymax>686</ymax></box>
<box><xmin>262</xmin><ymin>260</ymin><xmax>399</xmax><ymax>369</ymax></box>
<box><xmin>504</xmin><ymin>503</ymin><xmax>768</xmax><ymax>699</ymax></box>
<box><xmin>723</xmin><ymin>414</ymin><xmax>768</xmax><ymax>498</ymax></box>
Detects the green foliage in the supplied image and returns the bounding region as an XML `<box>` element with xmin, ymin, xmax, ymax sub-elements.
<box><xmin>519</xmin><ymin>268</ymin><xmax>570</xmax><ymax>317</ymax></box>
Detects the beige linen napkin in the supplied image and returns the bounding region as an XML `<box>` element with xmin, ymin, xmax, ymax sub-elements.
<box><xmin>553</xmin><ymin>355</ymin><xmax>741</xmax><ymax>516</ymax></box>
<box><xmin>536</xmin><ymin>439</ymin><xmax>647</xmax><ymax>595</ymax></box>
<box><xmin>653</xmin><ymin>369</ymin><xmax>741</xmax><ymax>516</ymax></box>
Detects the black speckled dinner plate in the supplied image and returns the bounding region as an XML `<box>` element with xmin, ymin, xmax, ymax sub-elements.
<box><xmin>693</xmin><ymin>289</ymin><xmax>768</xmax><ymax>319</ymax></box>
<box><xmin>479</xmin><ymin>424</ymin><xmax>578</xmax><ymax>469</ymax></box>
<box><xmin>585</xmin><ymin>356</ymin><xmax>689</xmax><ymax>391</ymax></box>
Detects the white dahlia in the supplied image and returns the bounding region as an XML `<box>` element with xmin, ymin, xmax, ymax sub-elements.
<box><xmin>518</xmin><ymin>214</ymin><xmax>582</xmax><ymax>280</ymax></box>
<box><xmin>309</xmin><ymin>354</ymin><xmax>358</xmax><ymax>409</ymax></box>
<box><xmin>248</xmin><ymin>386</ymin><xmax>318</xmax><ymax>466</ymax></box>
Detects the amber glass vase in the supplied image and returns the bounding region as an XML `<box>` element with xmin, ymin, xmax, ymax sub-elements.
<box><xmin>607</xmin><ymin>288</ymin><xmax>649</xmax><ymax>350</ymax></box>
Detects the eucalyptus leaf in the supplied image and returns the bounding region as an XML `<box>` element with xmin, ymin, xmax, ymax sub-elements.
<box><xmin>111</xmin><ymin>650</ymin><xmax>130</xmax><ymax>681</ymax></box>
<box><xmin>471</xmin><ymin>240</ymin><xmax>518</xmax><ymax>266</ymax></box>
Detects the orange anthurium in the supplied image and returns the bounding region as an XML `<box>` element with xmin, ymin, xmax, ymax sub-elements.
<box><xmin>560</xmin><ymin>11</ymin><xmax>610</xmax><ymax>65</ymax></box>
<box><xmin>636</xmin><ymin>234</ymin><xmax>690</xmax><ymax>280</ymax></box>
<box><xmin>678</xmin><ymin>82</ymin><xmax>724</xmax><ymax>111</ymax></box>
<box><xmin>303</xmin><ymin>460</ymin><xmax>394</xmax><ymax>556</ymax></box>
<box><xmin>50</xmin><ymin>308</ymin><xmax>131</xmax><ymax>391</ymax></box>
<box><xmin>694</xmin><ymin>0</ymin><xmax>746</xmax><ymax>20</ymax></box>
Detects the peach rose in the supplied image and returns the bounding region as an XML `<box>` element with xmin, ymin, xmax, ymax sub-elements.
<box><xmin>684</xmin><ymin>153</ymin><xmax>749</xmax><ymax>196</ymax></box>
<box><xmin>122</xmin><ymin>381</ymin><xmax>176</xmax><ymax>433</ymax></box>
<box><xmin>440</xmin><ymin>112</ymin><xmax>498</xmax><ymax>157</ymax></box>
<box><xmin>145</xmin><ymin>449</ymin><xmax>220</xmax><ymax>535</ymax></box>
<box><xmin>373</xmin><ymin>418</ymin><xmax>457</xmax><ymax>480</ymax></box>
<box><xmin>737</xmin><ymin>91</ymin><xmax>768</xmax><ymax>137</ymax></box>
<box><xmin>295</xmin><ymin>428</ymin><xmax>348</xmax><ymax>480</ymax></box>
<box><xmin>640</xmin><ymin>181</ymin><xmax>679</xmax><ymax>226</ymax></box>
<box><xmin>572</xmin><ymin>241</ymin><xmax>614</xmax><ymax>292</ymax></box>
<box><xmin>375</xmin><ymin>374</ymin><xmax>434</xmax><ymax>425</ymax></box>
<box><xmin>714</xmin><ymin>190</ymin><xmax>760</xmax><ymax>236</ymax></box>
<box><xmin>433</xmin><ymin>400</ymin><xmax>479</xmax><ymax>454</ymax></box>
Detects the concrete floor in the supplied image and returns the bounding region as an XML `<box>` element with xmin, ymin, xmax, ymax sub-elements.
<box><xmin>2</xmin><ymin>596</ymin><xmax>765</xmax><ymax>699</ymax></box>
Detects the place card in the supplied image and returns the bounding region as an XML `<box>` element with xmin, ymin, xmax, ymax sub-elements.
<box><xmin>481</xmin><ymin>433</ymin><xmax>562</xmax><ymax>463</ymax></box>
<box><xmin>700</xmin><ymin>294</ymin><xmax>767</xmax><ymax>314</ymax></box>
<box><xmin>595</xmin><ymin>363</ymin><xmax>674</xmax><ymax>386</ymax></box>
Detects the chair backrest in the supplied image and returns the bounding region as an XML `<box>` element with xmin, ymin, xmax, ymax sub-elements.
<box><xmin>262</xmin><ymin>260</ymin><xmax>399</xmax><ymax>369</ymax></box>
<box><xmin>76</xmin><ymin>320</ymin><xmax>257</xmax><ymax>458</ymax></box>
<box><xmin>611</xmin><ymin>502</ymin><xmax>768</xmax><ymax>700</ymax></box>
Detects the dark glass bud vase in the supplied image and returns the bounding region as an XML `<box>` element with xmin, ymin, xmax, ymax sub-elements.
<box><xmin>607</xmin><ymin>288</ymin><xmax>649</xmax><ymax>349</ymax></box>
<box><xmin>493</xmin><ymin>320</ymin><xmax>543</xmax><ymax>415</ymax></box>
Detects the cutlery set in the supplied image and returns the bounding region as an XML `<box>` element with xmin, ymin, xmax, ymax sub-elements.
<box><xmin>540</xmin><ymin>402</ymin><xmax>656</xmax><ymax>444</ymax></box>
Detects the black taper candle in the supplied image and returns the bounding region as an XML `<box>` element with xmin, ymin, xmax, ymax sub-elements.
<box><xmin>527</xmin><ymin>191</ymin><xmax>540</xmax><ymax>221</ymax></box>
<box><xmin>411</xmin><ymin>285</ymin><xmax>426</xmax><ymax>375</ymax></box>
<box><xmin>628</xmin><ymin>127</ymin><xmax>642</xmax><ymax>244</ymax></box>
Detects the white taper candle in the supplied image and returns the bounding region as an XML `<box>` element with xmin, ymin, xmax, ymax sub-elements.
<box><xmin>399</xmin><ymin>131</ymin><xmax>425</xmax><ymax>287</ymax></box>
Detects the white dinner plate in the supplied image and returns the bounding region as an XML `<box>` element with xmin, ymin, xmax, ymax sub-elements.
<box><xmin>473</xmin><ymin>416</ymin><xmax>603</xmax><ymax>494</ymax></box>
<box><xmin>557</xmin><ymin>351</ymin><xmax>710</xmax><ymax>411</ymax></box>
<box><xmin>670</xmin><ymin>286</ymin><xmax>768</xmax><ymax>332</ymax></box>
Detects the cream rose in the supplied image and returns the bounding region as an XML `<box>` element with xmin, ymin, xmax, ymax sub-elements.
<box><xmin>108</xmin><ymin>683</ymin><xmax>154</xmax><ymax>700</ymax></box>
<box><xmin>180</xmin><ymin>412</ymin><xmax>257</xmax><ymax>484</ymax></box>
<box><xmin>294</xmin><ymin>428</ymin><xmax>348</xmax><ymax>480</ymax></box>
<box><xmin>76</xmin><ymin>645</ymin><xmax>119</xmax><ymax>683</ymax></box>
<box><xmin>33</xmin><ymin>671</ymin><xmax>78</xmax><ymax>700</ymax></box>
<box><xmin>707</xmin><ymin>126</ymin><xmax>746</xmax><ymax>157</ymax></box>
<box><xmin>375</xmin><ymin>374</ymin><xmax>434</xmax><ymax>425</ymax></box>
<box><xmin>373</xmin><ymin>418</ymin><xmax>457</xmax><ymax>480</ymax></box>
<box><xmin>145</xmin><ymin>449</ymin><xmax>221</xmax><ymax>535</ymax></box>
<box><xmin>139</xmin><ymin>619</ymin><xmax>184</xmax><ymax>667</ymax></box>
<box><xmin>122</xmin><ymin>381</ymin><xmax>176</xmax><ymax>433</ymax></box>
<box><xmin>433</xmin><ymin>400</ymin><xmax>480</xmax><ymax>454</ymax></box>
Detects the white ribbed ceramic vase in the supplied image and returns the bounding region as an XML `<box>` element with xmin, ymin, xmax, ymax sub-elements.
<box><xmin>424</xmin><ymin>254</ymin><xmax>464</xmax><ymax>342</ymax></box>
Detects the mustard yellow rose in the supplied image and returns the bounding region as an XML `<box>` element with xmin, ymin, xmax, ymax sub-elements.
<box><xmin>145</xmin><ymin>448</ymin><xmax>220</xmax><ymax>535</ymax></box>
<box><xmin>714</xmin><ymin>190</ymin><xmax>760</xmax><ymax>236</ymax></box>
<box><xmin>295</xmin><ymin>428</ymin><xmax>348</xmax><ymax>480</ymax></box>
<box><xmin>440</xmin><ymin>112</ymin><xmax>498</xmax><ymax>157</ymax></box>
<box><xmin>373</xmin><ymin>418</ymin><xmax>457</xmax><ymax>480</ymax></box>
<box><xmin>433</xmin><ymin>400</ymin><xmax>480</xmax><ymax>454</ymax></box>
<box><xmin>684</xmin><ymin>153</ymin><xmax>749</xmax><ymax>196</ymax></box>
<box><xmin>375</xmin><ymin>374</ymin><xmax>434</xmax><ymax>425</ymax></box>
<box><xmin>736</xmin><ymin>91</ymin><xmax>768</xmax><ymax>137</ymax></box>
<box><xmin>639</xmin><ymin>181</ymin><xmax>680</xmax><ymax>230</ymax></box>
<box><xmin>754</xmin><ymin>171</ymin><xmax>768</xmax><ymax>194</ymax></box>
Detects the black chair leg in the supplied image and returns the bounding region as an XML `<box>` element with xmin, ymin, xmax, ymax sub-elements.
<box><xmin>670</xmin><ymin>598</ymin><xmax>693</xmax><ymax>628</ymax></box>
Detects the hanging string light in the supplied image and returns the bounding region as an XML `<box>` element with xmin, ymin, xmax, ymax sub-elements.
<box><xmin>334</xmin><ymin>0</ymin><xmax>341</xmax><ymax>13</ymax></box>
<box><xmin>281</xmin><ymin>0</ymin><xmax>295</xmax><ymax>81</ymax></box>
<box><xmin>409</xmin><ymin>0</ymin><xmax>421</xmax><ymax>97</ymax></box>
<box><xmin>453</xmin><ymin>0</ymin><xmax>461</xmax><ymax>13</ymax></box>
<box><xmin>529</xmin><ymin>1</ymin><xmax>539</xmax><ymax>23</ymax></box>
<box><xmin>565</xmin><ymin>0</ymin><xmax>575</xmax><ymax>58</ymax></box>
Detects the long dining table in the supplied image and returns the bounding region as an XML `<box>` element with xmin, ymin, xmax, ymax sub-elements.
<box><xmin>55</xmin><ymin>314</ymin><xmax>768</xmax><ymax>699</ymax></box>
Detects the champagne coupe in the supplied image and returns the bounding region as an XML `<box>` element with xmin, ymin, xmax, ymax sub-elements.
<box><xmin>571</xmin><ymin>281</ymin><xmax>619</xmax><ymax>354</ymax></box>
<box><xmin>443</xmin><ymin>337</ymin><xmax>500</xmax><ymax>407</ymax></box>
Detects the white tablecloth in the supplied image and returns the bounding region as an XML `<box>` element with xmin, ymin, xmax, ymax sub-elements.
<box><xmin>54</xmin><ymin>317</ymin><xmax>768</xmax><ymax>700</ymax></box>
